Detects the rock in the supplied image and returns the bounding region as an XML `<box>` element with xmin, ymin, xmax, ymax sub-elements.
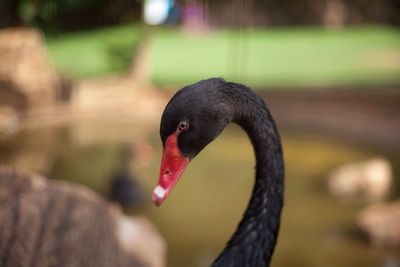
<box><xmin>0</xmin><ymin>106</ymin><xmax>19</xmax><ymax>135</ymax></box>
<box><xmin>0</xmin><ymin>28</ymin><xmax>60</xmax><ymax>111</ymax></box>
<box><xmin>357</xmin><ymin>200</ymin><xmax>400</xmax><ymax>248</ymax></box>
<box><xmin>327</xmin><ymin>158</ymin><xmax>393</xmax><ymax>201</ymax></box>
<box><xmin>116</xmin><ymin>216</ymin><xmax>166</xmax><ymax>267</ymax></box>
<box><xmin>0</xmin><ymin>167</ymin><xmax>166</xmax><ymax>267</ymax></box>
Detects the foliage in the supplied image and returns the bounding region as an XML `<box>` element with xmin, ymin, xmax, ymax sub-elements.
<box><xmin>0</xmin><ymin>0</ymin><xmax>141</xmax><ymax>31</ymax></box>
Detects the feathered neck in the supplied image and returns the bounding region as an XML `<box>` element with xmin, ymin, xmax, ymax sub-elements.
<box><xmin>211</xmin><ymin>82</ymin><xmax>284</xmax><ymax>267</ymax></box>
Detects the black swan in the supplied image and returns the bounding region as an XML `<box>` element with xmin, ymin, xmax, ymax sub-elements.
<box><xmin>109</xmin><ymin>144</ymin><xmax>145</xmax><ymax>208</ymax></box>
<box><xmin>152</xmin><ymin>78</ymin><xmax>284</xmax><ymax>267</ymax></box>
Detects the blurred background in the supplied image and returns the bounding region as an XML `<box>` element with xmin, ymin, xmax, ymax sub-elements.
<box><xmin>0</xmin><ymin>0</ymin><xmax>399</xmax><ymax>266</ymax></box>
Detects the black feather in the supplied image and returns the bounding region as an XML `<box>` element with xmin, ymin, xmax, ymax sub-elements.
<box><xmin>160</xmin><ymin>78</ymin><xmax>285</xmax><ymax>267</ymax></box>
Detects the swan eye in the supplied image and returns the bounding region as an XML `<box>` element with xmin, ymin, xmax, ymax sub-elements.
<box><xmin>177</xmin><ymin>121</ymin><xmax>189</xmax><ymax>132</ymax></box>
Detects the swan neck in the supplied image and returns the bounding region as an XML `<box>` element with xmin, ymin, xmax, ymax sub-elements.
<box><xmin>212</xmin><ymin>84</ymin><xmax>284</xmax><ymax>267</ymax></box>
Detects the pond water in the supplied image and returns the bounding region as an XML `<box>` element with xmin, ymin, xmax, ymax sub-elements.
<box><xmin>0</xmin><ymin>121</ymin><xmax>399</xmax><ymax>267</ymax></box>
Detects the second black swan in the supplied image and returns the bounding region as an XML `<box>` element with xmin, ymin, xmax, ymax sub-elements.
<box><xmin>152</xmin><ymin>78</ymin><xmax>284</xmax><ymax>267</ymax></box>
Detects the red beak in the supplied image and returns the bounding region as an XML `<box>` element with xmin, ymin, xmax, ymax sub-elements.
<box><xmin>153</xmin><ymin>133</ymin><xmax>189</xmax><ymax>206</ymax></box>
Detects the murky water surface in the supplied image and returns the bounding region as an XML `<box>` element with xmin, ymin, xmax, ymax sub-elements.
<box><xmin>0</xmin><ymin>121</ymin><xmax>399</xmax><ymax>267</ymax></box>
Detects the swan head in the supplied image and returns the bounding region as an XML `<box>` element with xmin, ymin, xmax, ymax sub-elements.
<box><xmin>153</xmin><ymin>78</ymin><xmax>232</xmax><ymax>206</ymax></box>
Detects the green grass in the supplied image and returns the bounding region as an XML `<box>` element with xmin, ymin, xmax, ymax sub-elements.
<box><xmin>46</xmin><ymin>24</ymin><xmax>141</xmax><ymax>78</ymax></box>
<box><xmin>45</xmin><ymin>24</ymin><xmax>400</xmax><ymax>87</ymax></box>
<box><xmin>149</xmin><ymin>26</ymin><xmax>400</xmax><ymax>87</ymax></box>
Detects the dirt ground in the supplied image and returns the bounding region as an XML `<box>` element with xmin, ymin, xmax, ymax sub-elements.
<box><xmin>260</xmin><ymin>86</ymin><xmax>400</xmax><ymax>151</ymax></box>
<box><xmin>22</xmin><ymin>81</ymin><xmax>400</xmax><ymax>151</ymax></box>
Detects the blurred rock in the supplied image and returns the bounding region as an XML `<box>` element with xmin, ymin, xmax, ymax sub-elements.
<box><xmin>0</xmin><ymin>106</ymin><xmax>19</xmax><ymax>135</ymax></box>
<box><xmin>357</xmin><ymin>201</ymin><xmax>400</xmax><ymax>248</ymax></box>
<box><xmin>382</xmin><ymin>257</ymin><xmax>400</xmax><ymax>267</ymax></box>
<box><xmin>68</xmin><ymin>76</ymin><xmax>166</xmax><ymax>146</ymax></box>
<box><xmin>0</xmin><ymin>167</ymin><xmax>166</xmax><ymax>267</ymax></box>
<box><xmin>0</xmin><ymin>28</ymin><xmax>60</xmax><ymax>111</ymax></box>
<box><xmin>327</xmin><ymin>158</ymin><xmax>392</xmax><ymax>201</ymax></box>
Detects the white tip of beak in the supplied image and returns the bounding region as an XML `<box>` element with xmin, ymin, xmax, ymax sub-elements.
<box><xmin>153</xmin><ymin>185</ymin><xmax>167</xmax><ymax>198</ymax></box>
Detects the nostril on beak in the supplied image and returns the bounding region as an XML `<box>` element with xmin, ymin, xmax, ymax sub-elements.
<box><xmin>164</xmin><ymin>170</ymin><xmax>171</xmax><ymax>176</ymax></box>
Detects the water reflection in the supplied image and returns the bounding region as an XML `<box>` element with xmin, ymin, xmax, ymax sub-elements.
<box><xmin>0</xmin><ymin>121</ymin><xmax>399</xmax><ymax>267</ymax></box>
